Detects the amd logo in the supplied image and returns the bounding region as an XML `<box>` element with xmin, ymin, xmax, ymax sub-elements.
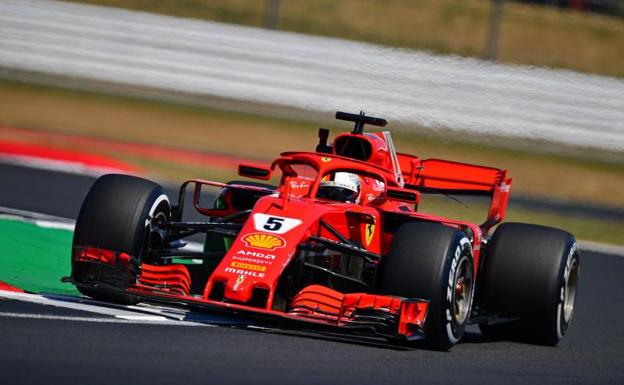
<box><xmin>237</xmin><ymin>250</ymin><xmax>276</xmax><ymax>260</ymax></box>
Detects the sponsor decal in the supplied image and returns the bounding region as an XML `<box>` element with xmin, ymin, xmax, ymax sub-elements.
<box><xmin>230</xmin><ymin>261</ymin><xmax>266</xmax><ymax>272</ymax></box>
<box><xmin>252</xmin><ymin>214</ymin><xmax>302</xmax><ymax>234</ymax></box>
<box><xmin>241</xmin><ymin>232</ymin><xmax>286</xmax><ymax>250</ymax></box>
<box><xmin>444</xmin><ymin>237</ymin><xmax>473</xmax><ymax>344</ymax></box>
<box><xmin>365</xmin><ymin>221</ymin><xmax>376</xmax><ymax>247</ymax></box>
<box><xmin>225</xmin><ymin>267</ymin><xmax>265</xmax><ymax>278</ymax></box>
<box><xmin>372</xmin><ymin>179</ymin><xmax>385</xmax><ymax>192</ymax></box>
<box><xmin>289</xmin><ymin>180</ymin><xmax>309</xmax><ymax>189</ymax></box>
<box><xmin>232</xmin><ymin>274</ymin><xmax>245</xmax><ymax>291</ymax></box>
<box><xmin>236</xmin><ymin>249</ymin><xmax>275</xmax><ymax>259</ymax></box>
<box><xmin>233</xmin><ymin>250</ymin><xmax>275</xmax><ymax>265</ymax></box>
<box><xmin>321</xmin><ymin>157</ymin><xmax>332</xmax><ymax>163</ymax></box>
<box><xmin>558</xmin><ymin>242</ymin><xmax>578</xmax><ymax>337</ymax></box>
<box><xmin>232</xmin><ymin>256</ymin><xmax>272</xmax><ymax>265</ymax></box>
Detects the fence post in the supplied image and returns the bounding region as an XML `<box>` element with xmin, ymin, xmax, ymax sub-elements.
<box><xmin>264</xmin><ymin>0</ymin><xmax>280</xmax><ymax>29</ymax></box>
<box><xmin>485</xmin><ymin>0</ymin><xmax>505</xmax><ymax>61</ymax></box>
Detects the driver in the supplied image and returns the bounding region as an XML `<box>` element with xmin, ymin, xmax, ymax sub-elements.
<box><xmin>317</xmin><ymin>172</ymin><xmax>361</xmax><ymax>203</ymax></box>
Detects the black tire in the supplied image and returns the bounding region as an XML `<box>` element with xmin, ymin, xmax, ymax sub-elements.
<box><xmin>378</xmin><ymin>222</ymin><xmax>475</xmax><ymax>350</ymax></box>
<box><xmin>478</xmin><ymin>223</ymin><xmax>580</xmax><ymax>345</ymax></box>
<box><xmin>72</xmin><ymin>174</ymin><xmax>170</xmax><ymax>304</ymax></box>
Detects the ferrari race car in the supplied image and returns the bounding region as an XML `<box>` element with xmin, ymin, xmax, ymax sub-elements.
<box><xmin>67</xmin><ymin>111</ymin><xmax>580</xmax><ymax>350</ymax></box>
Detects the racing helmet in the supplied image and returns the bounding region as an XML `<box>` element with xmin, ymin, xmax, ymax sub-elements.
<box><xmin>317</xmin><ymin>172</ymin><xmax>361</xmax><ymax>203</ymax></box>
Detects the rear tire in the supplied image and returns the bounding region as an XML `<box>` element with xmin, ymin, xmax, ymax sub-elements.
<box><xmin>72</xmin><ymin>174</ymin><xmax>170</xmax><ymax>304</ymax></box>
<box><xmin>479</xmin><ymin>223</ymin><xmax>580</xmax><ymax>345</ymax></box>
<box><xmin>378</xmin><ymin>222</ymin><xmax>474</xmax><ymax>350</ymax></box>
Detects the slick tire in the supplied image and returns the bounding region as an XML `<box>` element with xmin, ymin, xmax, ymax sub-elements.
<box><xmin>72</xmin><ymin>174</ymin><xmax>170</xmax><ymax>304</ymax></box>
<box><xmin>479</xmin><ymin>223</ymin><xmax>580</xmax><ymax>346</ymax></box>
<box><xmin>378</xmin><ymin>222</ymin><xmax>475</xmax><ymax>350</ymax></box>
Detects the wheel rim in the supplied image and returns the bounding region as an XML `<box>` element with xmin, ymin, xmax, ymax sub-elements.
<box><xmin>563</xmin><ymin>259</ymin><xmax>579</xmax><ymax>323</ymax></box>
<box><xmin>153</xmin><ymin>211</ymin><xmax>168</xmax><ymax>222</ymax></box>
<box><xmin>453</xmin><ymin>256</ymin><xmax>474</xmax><ymax>325</ymax></box>
<box><xmin>145</xmin><ymin>196</ymin><xmax>171</xmax><ymax>261</ymax></box>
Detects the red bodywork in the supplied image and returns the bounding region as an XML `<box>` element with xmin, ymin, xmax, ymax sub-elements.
<box><xmin>76</xmin><ymin>128</ymin><xmax>511</xmax><ymax>340</ymax></box>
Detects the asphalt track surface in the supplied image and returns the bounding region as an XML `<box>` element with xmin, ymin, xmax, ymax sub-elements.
<box><xmin>1</xmin><ymin>162</ymin><xmax>623</xmax><ymax>384</ymax></box>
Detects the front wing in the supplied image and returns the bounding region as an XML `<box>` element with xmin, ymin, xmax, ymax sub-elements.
<box><xmin>68</xmin><ymin>259</ymin><xmax>429</xmax><ymax>341</ymax></box>
<box><xmin>132</xmin><ymin>284</ymin><xmax>428</xmax><ymax>341</ymax></box>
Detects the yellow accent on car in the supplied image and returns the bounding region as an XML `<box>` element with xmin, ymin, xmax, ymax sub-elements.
<box><xmin>242</xmin><ymin>233</ymin><xmax>286</xmax><ymax>250</ymax></box>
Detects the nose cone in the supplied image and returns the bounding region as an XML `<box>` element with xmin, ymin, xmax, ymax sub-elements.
<box><xmin>210</xmin><ymin>229</ymin><xmax>299</xmax><ymax>305</ymax></box>
<box><xmin>205</xmin><ymin>197</ymin><xmax>335</xmax><ymax>307</ymax></box>
<box><xmin>222</xmin><ymin>247</ymin><xmax>277</xmax><ymax>303</ymax></box>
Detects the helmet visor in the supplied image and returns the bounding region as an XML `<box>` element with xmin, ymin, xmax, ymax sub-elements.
<box><xmin>317</xmin><ymin>185</ymin><xmax>358</xmax><ymax>203</ymax></box>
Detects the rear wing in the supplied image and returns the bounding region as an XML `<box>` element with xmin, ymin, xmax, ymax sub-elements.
<box><xmin>397</xmin><ymin>153</ymin><xmax>512</xmax><ymax>230</ymax></box>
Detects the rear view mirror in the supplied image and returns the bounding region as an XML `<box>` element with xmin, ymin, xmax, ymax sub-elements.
<box><xmin>238</xmin><ymin>163</ymin><xmax>272</xmax><ymax>180</ymax></box>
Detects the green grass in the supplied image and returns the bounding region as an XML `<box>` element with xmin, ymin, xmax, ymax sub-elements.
<box><xmin>68</xmin><ymin>0</ymin><xmax>624</xmax><ymax>78</ymax></box>
<box><xmin>0</xmin><ymin>218</ymin><xmax>79</xmax><ymax>295</ymax></box>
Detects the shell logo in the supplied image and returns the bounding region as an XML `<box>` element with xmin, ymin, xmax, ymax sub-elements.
<box><xmin>241</xmin><ymin>232</ymin><xmax>286</xmax><ymax>250</ymax></box>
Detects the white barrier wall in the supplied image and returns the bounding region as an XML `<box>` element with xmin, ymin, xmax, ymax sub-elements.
<box><xmin>1</xmin><ymin>0</ymin><xmax>623</xmax><ymax>151</ymax></box>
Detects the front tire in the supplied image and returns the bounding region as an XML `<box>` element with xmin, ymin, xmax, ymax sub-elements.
<box><xmin>378</xmin><ymin>222</ymin><xmax>475</xmax><ymax>350</ymax></box>
<box><xmin>479</xmin><ymin>223</ymin><xmax>580</xmax><ymax>345</ymax></box>
<box><xmin>71</xmin><ymin>174</ymin><xmax>170</xmax><ymax>304</ymax></box>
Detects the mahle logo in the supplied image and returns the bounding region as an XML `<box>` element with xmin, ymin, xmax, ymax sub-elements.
<box><xmin>241</xmin><ymin>232</ymin><xmax>286</xmax><ymax>250</ymax></box>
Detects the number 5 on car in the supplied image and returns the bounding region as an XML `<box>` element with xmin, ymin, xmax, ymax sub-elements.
<box><xmin>253</xmin><ymin>214</ymin><xmax>302</xmax><ymax>234</ymax></box>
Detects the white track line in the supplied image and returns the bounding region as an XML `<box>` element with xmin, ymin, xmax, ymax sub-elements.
<box><xmin>0</xmin><ymin>290</ymin><xmax>228</xmax><ymax>326</ymax></box>
<box><xmin>0</xmin><ymin>311</ymin><xmax>209</xmax><ymax>326</ymax></box>
<box><xmin>0</xmin><ymin>213</ymin><xmax>75</xmax><ymax>231</ymax></box>
<box><xmin>0</xmin><ymin>205</ymin><xmax>74</xmax><ymax>223</ymax></box>
<box><xmin>0</xmin><ymin>290</ymin><xmax>172</xmax><ymax>319</ymax></box>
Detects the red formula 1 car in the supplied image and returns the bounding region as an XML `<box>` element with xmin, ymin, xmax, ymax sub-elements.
<box><xmin>67</xmin><ymin>111</ymin><xmax>580</xmax><ymax>349</ymax></box>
